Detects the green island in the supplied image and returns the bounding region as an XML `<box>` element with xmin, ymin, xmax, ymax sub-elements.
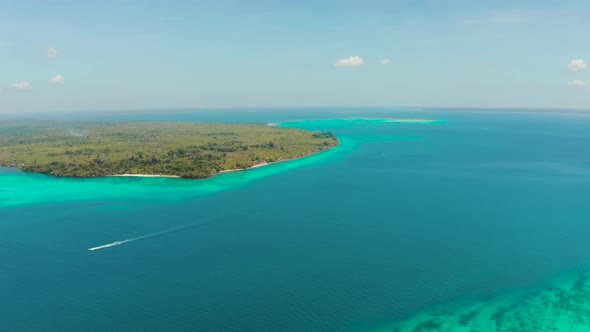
<box><xmin>0</xmin><ymin>120</ymin><xmax>339</xmax><ymax>178</ymax></box>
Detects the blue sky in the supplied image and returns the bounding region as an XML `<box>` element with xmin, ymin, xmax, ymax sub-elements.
<box><xmin>1</xmin><ymin>0</ymin><xmax>589</xmax><ymax>112</ymax></box>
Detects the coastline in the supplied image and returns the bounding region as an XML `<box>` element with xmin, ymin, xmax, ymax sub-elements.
<box><xmin>0</xmin><ymin>133</ymin><xmax>345</xmax><ymax>208</ymax></box>
<box><xmin>108</xmin><ymin>165</ymin><xmax>271</xmax><ymax>178</ymax></box>
<box><xmin>1</xmin><ymin>141</ymin><xmax>340</xmax><ymax>180</ymax></box>
<box><xmin>217</xmin><ymin>141</ymin><xmax>341</xmax><ymax>175</ymax></box>
<box><xmin>110</xmin><ymin>174</ymin><xmax>181</xmax><ymax>178</ymax></box>
<box><xmin>107</xmin><ymin>141</ymin><xmax>340</xmax><ymax>179</ymax></box>
<box><xmin>1</xmin><ymin>120</ymin><xmax>339</xmax><ymax>180</ymax></box>
<box><xmin>218</xmin><ymin>162</ymin><xmax>270</xmax><ymax>174</ymax></box>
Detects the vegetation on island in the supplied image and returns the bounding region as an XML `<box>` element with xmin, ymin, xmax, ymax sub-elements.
<box><xmin>0</xmin><ymin>120</ymin><xmax>339</xmax><ymax>178</ymax></box>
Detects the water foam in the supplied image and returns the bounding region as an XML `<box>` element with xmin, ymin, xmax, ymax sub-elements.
<box><xmin>88</xmin><ymin>231</ymin><xmax>165</xmax><ymax>251</ymax></box>
<box><xmin>88</xmin><ymin>209</ymin><xmax>261</xmax><ymax>251</ymax></box>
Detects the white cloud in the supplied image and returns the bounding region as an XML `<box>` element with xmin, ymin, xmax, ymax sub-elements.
<box><xmin>334</xmin><ymin>56</ymin><xmax>364</xmax><ymax>67</ymax></box>
<box><xmin>50</xmin><ymin>74</ymin><xmax>65</xmax><ymax>84</ymax></box>
<box><xmin>568</xmin><ymin>80</ymin><xmax>587</xmax><ymax>88</ymax></box>
<box><xmin>12</xmin><ymin>82</ymin><xmax>32</xmax><ymax>89</ymax></box>
<box><xmin>568</xmin><ymin>59</ymin><xmax>587</xmax><ymax>72</ymax></box>
<box><xmin>47</xmin><ymin>47</ymin><xmax>59</xmax><ymax>58</ymax></box>
<box><xmin>380</xmin><ymin>58</ymin><xmax>391</xmax><ymax>65</ymax></box>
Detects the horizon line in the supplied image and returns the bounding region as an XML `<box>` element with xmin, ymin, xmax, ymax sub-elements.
<box><xmin>2</xmin><ymin>105</ymin><xmax>590</xmax><ymax>115</ymax></box>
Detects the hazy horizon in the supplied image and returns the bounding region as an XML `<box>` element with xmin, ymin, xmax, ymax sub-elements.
<box><xmin>2</xmin><ymin>106</ymin><xmax>590</xmax><ymax>116</ymax></box>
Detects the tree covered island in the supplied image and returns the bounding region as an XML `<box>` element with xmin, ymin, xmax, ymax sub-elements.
<box><xmin>0</xmin><ymin>121</ymin><xmax>339</xmax><ymax>178</ymax></box>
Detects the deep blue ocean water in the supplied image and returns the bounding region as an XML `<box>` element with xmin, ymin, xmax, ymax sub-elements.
<box><xmin>2</xmin><ymin>108</ymin><xmax>590</xmax><ymax>331</ymax></box>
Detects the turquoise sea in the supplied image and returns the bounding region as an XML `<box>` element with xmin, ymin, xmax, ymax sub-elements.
<box><xmin>2</xmin><ymin>108</ymin><xmax>590</xmax><ymax>331</ymax></box>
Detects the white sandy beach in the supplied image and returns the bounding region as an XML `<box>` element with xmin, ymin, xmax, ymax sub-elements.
<box><xmin>110</xmin><ymin>144</ymin><xmax>338</xmax><ymax>178</ymax></box>
<box><xmin>110</xmin><ymin>162</ymin><xmax>272</xmax><ymax>178</ymax></box>
<box><xmin>218</xmin><ymin>162</ymin><xmax>270</xmax><ymax>174</ymax></box>
<box><xmin>110</xmin><ymin>174</ymin><xmax>181</xmax><ymax>178</ymax></box>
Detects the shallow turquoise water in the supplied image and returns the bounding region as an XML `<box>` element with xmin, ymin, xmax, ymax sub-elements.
<box><xmin>2</xmin><ymin>109</ymin><xmax>590</xmax><ymax>331</ymax></box>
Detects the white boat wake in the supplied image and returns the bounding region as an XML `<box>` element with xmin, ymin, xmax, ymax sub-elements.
<box><xmin>88</xmin><ymin>240</ymin><xmax>128</xmax><ymax>251</ymax></box>
<box><xmin>88</xmin><ymin>230</ymin><xmax>169</xmax><ymax>251</ymax></box>
<box><xmin>88</xmin><ymin>208</ymin><xmax>260</xmax><ymax>252</ymax></box>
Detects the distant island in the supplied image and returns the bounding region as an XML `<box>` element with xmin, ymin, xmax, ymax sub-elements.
<box><xmin>0</xmin><ymin>121</ymin><xmax>339</xmax><ymax>178</ymax></box>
